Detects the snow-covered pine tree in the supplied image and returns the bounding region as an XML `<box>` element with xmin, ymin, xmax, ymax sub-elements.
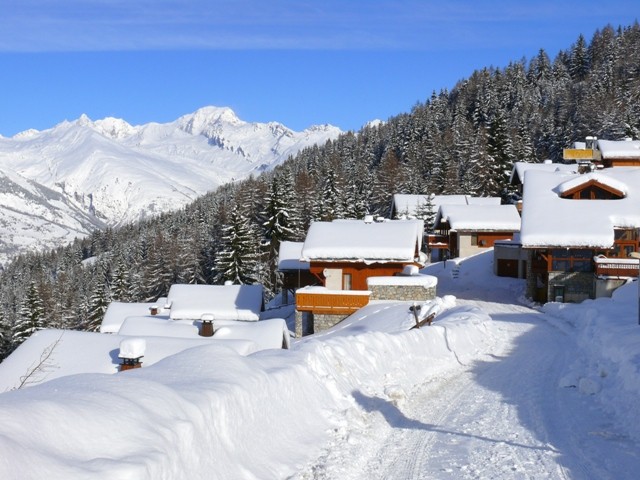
<box><xmin>12</xmin><ymin>281</ymin><xmax>46</xmax><ymax>344</ymax></box>
<box><xmin>415</xmin><ymin>194</ymin><xmax>437</xmax><ymax>233</ymax></box>
<box><xmin>214</xmin><ymin>206</ymin><xmax>259</xmax><ymax>285</ymax></box>
<box><xmin>0</xmin><ymin>309</ymin><xmax>12</xmax><ymax>358</ymax></box>
<box><xmin>85</xmin><ymin>281</ymin><xmax>111</xmax><ymax>332</ymax></box>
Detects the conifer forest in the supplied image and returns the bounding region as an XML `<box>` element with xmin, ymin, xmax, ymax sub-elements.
<box><xmin>1</xmin><ymin>23</ymin><xmax>639</xmax><ymax>358</ymax></box>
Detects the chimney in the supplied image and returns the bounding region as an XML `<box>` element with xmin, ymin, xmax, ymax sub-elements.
<box><xmin>149</xmin><ymin>305</ymin><xmax>159</xmax><ymax>315</ymax></box>
<box><xmin>119</xmin><ymin>338</ymin><xmax>146</xmax><ymax>371</ymax></box>
<box><xmin>200</xmin><ymin>313</ymin><xmax>215</xmax><ymax>337</ymax></box>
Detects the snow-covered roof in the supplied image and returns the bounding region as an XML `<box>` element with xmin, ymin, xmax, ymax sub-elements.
<box><xmin>510</xmin><ymin>161</ymin><xmax>577</xmax><ymax>185</ymax></box>
<box><xmin>100</xmin><ymin>300</ymin><xmax>169</xmax><ymax>334</ymax></box>
<box><xmin>391</xmin><ymin>194</ymin><xmax>501</xmax><ymax>217</ymax></box>
<box><xmin>598</xmin><ymin>139</ymin><xmax>640</xmax><ymax>159</ymax></box>
<box><xmin>556</xmin><ymin>172</ymin><xmax>627</xmax><ymax>196</ymax></box>
<box><xmin>118</xmin><ymin>317</ymin><xmax>200</xmax><ymax>338</ymax></box>
<box><xmin>167</xmin><ymin>284</ymin><xmax>263</xmax><ymax>321</ymax></box>
<box><xmin>435</xmin><ymin>204</ymin><xmax>521</xmax><ymax>231</ymax></box>
<box><xmin>520</xmin><ymin>168</ymin><xmax>640</xmax><ymax>248</ymax></box>
<box><xmin>277</xmin><ymin>241</ymin><xmax>309</xmax><ymax>270</ymax></box>
<box><xmin>0</xmin><ymin>329</ymin><xmax>258</xmax><ymax>391</ymax></box>
<box><xmin>213</xmin><ymin>318</ymin><xmax>290</xmax><ymax>350</ymax></box>
<box><xmin>301</xmin><ymin>219</ymin><xmax>423</xmax><ymax>263</ymax></box>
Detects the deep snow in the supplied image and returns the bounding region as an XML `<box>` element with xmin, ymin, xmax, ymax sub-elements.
<box><xmin>0</xmin><ymin>250</ymin><xmax>639</xmax><ymax>479</ymax></box>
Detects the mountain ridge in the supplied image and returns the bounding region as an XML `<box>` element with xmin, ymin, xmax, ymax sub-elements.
<box><xmin>0</xmin><ymin>106</ymin><xmax>342</xmax><ymax>264</ymax></box>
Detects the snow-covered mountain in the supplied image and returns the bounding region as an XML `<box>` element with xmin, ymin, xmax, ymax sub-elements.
<box><xmin>0</xmin><ymin>168</ymin><xmax>106</xmax><ymax>264</ymax></box>
<box><xmin>0</xmin><ymin>107</ymin><xmax>342</xmax><ymax>263</ymax></box>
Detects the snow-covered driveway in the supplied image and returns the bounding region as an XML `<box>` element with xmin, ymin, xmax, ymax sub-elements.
<box><xmin>296</xmin><ymin>297</ymin><xmax>640</xmax><ymax>479</ymax></box>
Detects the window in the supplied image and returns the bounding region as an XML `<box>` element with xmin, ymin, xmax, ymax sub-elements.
<box><xmin>343</xmin><ymin>273</ymin><xmax>352</xmax><ymax>290</ymax></box>
<box><xmin>470</xmin><ymin>234</ymin><xmax>478</xmax><ymax>246</ymax></box>
<box><xmin>551</xmin><ymin>249</ymin><xmax>594</xmax><ymax>272</ymax></box>
<box><xmin>612</xmin><ymin>229</ymin><xmax>639</xmax><ymax>258</ymax></box>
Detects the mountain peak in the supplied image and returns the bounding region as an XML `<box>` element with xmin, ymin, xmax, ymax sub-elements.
<box><xmin>93</xmin><ymin>117</ymin><xmax>136</xmax><ymax>139</ymax></box>
<box><xmin>179</xmin><ymin>106</ymin><xmax>243</xmax><ymax>136</ymax></box>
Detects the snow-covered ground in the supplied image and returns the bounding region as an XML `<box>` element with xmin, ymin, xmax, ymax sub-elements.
<box><xmin>0</xmin><ymin>250</ymin><xmax>639</xmax><ymax>479</ymax></box>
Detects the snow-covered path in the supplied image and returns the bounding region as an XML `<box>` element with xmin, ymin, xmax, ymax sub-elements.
<box><xmin>296</xmin><ymin>296</ymin><xmax>640</xmax><ymax>479</ymax></box>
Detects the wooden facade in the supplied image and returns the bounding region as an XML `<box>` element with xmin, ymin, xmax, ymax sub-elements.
<box><xmin>526</xmin><ymin>228</ymin><xmax>640</xmax><ymax>303</ymax></box>
<box><xmin>602</xmin><ymin>158</ymin><xmax>640</xmax><ymax>168</ymax></box>
<box><xmin>308</xmin><ymin>261</ymin><xmax>412</xmax><ymax>291</ymax></box>
<box><xmin>295</xmin><ymin>290</ymin><xmax>371</xmax><ymax>316</ymax></box>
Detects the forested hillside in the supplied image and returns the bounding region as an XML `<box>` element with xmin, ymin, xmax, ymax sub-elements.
<box><xmin>1</xmin><ymin>23</ymin><xmax>639</xmax><ymax>358</ymax></box>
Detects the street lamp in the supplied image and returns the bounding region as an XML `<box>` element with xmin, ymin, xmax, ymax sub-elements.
<box><xmin>629</xmin><ymin>252</ymin><xmax>640</xmax><ymax>325</ymax></box>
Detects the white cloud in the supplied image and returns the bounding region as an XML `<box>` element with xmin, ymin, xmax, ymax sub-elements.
<box><xmin>0</xmin><ymin>0</ymin><xmax>635</xmax><ymax>52</ymax></box>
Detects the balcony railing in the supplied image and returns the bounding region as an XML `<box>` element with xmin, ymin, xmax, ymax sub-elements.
<box><xmin>296</xmin><ymin>287</ymin><xmax>371</xmax><ymax>315</ymax></box>
<box><xmin>594</xmin><ymin>257</ymin><xmax>639</xmax><ymax>277</ymax></box>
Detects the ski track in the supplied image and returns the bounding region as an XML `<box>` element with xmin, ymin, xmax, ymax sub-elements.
<box><xmin>299</xmin><ymin>297</ymin><xmax>640</xmax><ymax>479</ymax></box>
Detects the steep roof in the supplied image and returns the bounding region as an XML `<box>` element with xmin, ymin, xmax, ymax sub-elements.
<box><xmin>435</xmin><ymin>204</ymin><xmax>521</xmax><ymax>231</ymax></box>
<box><xmin>520</xmin><ymin>168</ymin><xmax>640</xmax><ymax>248</ymax></box>
<box><xmin>301</xmin><ymin>219</ymin><xmax>423</xmax><ymax>264</ymax></box>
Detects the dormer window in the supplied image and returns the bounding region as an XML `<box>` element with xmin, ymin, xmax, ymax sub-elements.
<box><xmin>558</xmin><ymin>175</ymin><xmax>626</xmax><ymax>200</ymax></box>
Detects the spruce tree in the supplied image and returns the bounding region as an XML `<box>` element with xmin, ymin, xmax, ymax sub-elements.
<box><xmin>12</xmin><ymin>281</ymin><xmax>46</xmax><ymax>344</ymax></box>
<box><xmin>214</xmin><ymin>207</ymin><xmax>259</xmax><ymax>285</ymax></box>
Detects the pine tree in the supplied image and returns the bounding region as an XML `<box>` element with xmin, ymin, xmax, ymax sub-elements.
<box><xmin>85</xmin><ymin>282</ymin><xmax>111</xmax><ymax>332</ymax></box>
<box><xmin>12</xmin><ymin>281</ymin><xmax>46</xmax><ymax>344</ymax></box>
<box><xmin>415</xmin><ymin>194</ymin><xmax>437</xmax><ymax>233</ymax></box>
<box><xmin>0</xmin><ymin>309</ymin><xmax>12</xmax><ymax>358</ymax></box>
<box><xmin>214</xmin><ymin>207</ymin><xmax>259</xmax><ymax>285</ymax></box>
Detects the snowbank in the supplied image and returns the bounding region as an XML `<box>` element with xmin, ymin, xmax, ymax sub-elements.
<box><xmin>541</xmin><ymin>280</ymin><xmax>640</xmax><ymax>438</ymax></box>
<box><xmin>0</xmin><ymin>297</ymin><xmax>497</xmax><ymax>479</ymax></box>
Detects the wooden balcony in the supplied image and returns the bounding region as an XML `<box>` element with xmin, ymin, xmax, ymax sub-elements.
<box><xmin>426</xmin><ymin>234</ymin><xmax>449</xmax><ymax>249</ymax></box>
<box><xmin>594</xmin><ymin>257</ymin><xmax>639</xmax><ymax>277</ymax></box>
<box><xmin>296</xmin><ymin>288</ymin><xmax>371</xmax><ymax>315</ymax></box>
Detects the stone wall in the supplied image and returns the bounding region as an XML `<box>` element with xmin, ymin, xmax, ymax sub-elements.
<box><xmin>547</xmin><ymin>271</ymin><xmax>594</xmax><ymax>303</ymax></box>
<box><xmin>313</xmin><ymin>313</ymin><xmax>350</xmax><ymax>332</ymax></box>
<box><xmin>368</xmin><ymin>284</ymin><xmax>436</xmax><ymax>302</ymax></box>
<box><xmin>295</xmin><ymin>311</ymin><xmax>349</xmax><ymax>337</ymax></box>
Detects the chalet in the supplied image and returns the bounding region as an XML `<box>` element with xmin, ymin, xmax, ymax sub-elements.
<box><xmin>99</xmin><ymin>283</ymin><xmax>290</xmax><ymax>349</ymax></box>
<box><xmin>597</xmin><ymin>138</ymin><xmax>640</xmax><ymax>168</ymax></box>
<box><xmin>432</xmin><ymin>204</ymin><xmax>521</xmax><ymax>260</ymax></box>
<box><xmin>561</xmin><ymin>137</ymin><xmax>640</xmax><ymax>169</ymax></box>
<box><xmin>166</xmin><ymin>284</ymin><xmax>264</xmax><ymax>322</ymax></box>
<box><xmin>510</xmin><ymin>161</ymin><xmax>578</xmax><ymax>198</ymax></box>
<box><xmin>519</xmin><ymin>168</ymin><xmax>640</xmax><ymax>303</ymax></box>
<box><xmin>277</xmin><ymin>241</ymin><xmax>317</xmax><ymax>304</ymax></box>
<box><xmin>295</xmin><ymin>218</ymin><xmax>431</xmax><ymax>336</ymax></box>
<box><xmin>390</xmin><ymin>193</ymin><xmax>501</xmax><ymax>221</ymax></box>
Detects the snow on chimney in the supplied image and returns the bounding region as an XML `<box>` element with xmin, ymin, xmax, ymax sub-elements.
<box><xmin>119</xmin><ymin>338</ymin><xmax>146</xmax><ymax>371</ymax></box>
<box><xmin>200</xmin><ymin>313</ymin><xmax>215</xmax><ymax>337</ymax></box>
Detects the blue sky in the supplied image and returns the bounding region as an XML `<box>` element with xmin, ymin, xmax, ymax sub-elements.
<box><xmin>0</xmin><ymin>1</ymin><xmax>637</xmax><ymax>136</ymax></box>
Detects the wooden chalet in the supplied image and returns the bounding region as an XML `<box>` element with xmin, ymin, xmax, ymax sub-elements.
<box><xmin>431</xmin><ymin>204</ymin><xmax>521</xmax><ymax>260</ymax></box>
<box><xmin>519</xmin><ymin>168</ymin><xmax>640</xmax><ymax>303</ymax></box>
<box><xmin>277</xmin><ymin>241</ymin><xmax>318</xmax><ymax>304</ymax></box>
<box><xmin>561</xmin><ymin>137</ymin><xmax>640</xmax><ymax>169</ymax></box>
<box><xmin>597</xmin><ymin>139</ymin><xmax>640</xmax><ymax>168</ymax></box>
<box><xmin>295</xmin><ymin>218</ymin><xmax>426</xmax><ymax>336</ymax></box>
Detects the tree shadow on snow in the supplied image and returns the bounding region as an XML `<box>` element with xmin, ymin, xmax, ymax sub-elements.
<box><xmin>351</xmin><ymin>390</ymin><xmax>558</xmax><ymax>453</ymax></box>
